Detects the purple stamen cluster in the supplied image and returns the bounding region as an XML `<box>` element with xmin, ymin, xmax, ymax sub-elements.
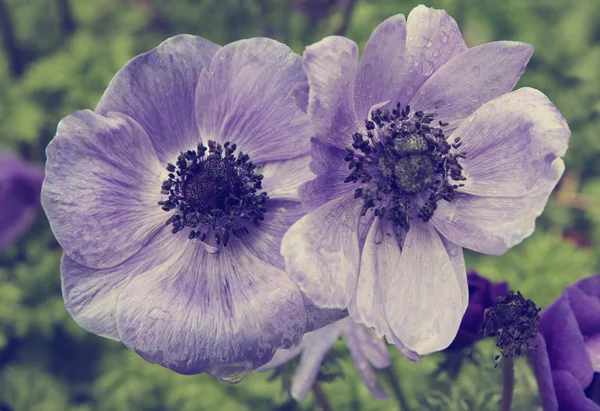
<box><xmin>159</xmin><ymin>140</ymin><xmax>268</xmax><ymax>246</ymax></box>
<box><xmin>343</xmin><ymin>102</ymin><xmax>466</xmax><ymax>233</ymax></box>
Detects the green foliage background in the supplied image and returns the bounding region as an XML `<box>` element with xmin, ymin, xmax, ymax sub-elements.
<box><xmin>0</xmin><ymin>0</ymin><xmax>599</xmax><ymax>410</ymax></box>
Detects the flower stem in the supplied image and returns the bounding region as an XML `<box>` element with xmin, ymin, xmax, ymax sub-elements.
<box><xmin>312</xmin><ymin>383</ymin><xmax>333</xmax><ymax>411</ymax></box>
<box><xmin>383</xmin><ymin>367</ymin><xmax>411</xmax><ymax>411</ymax></box>
<box><xmin>500</xmin><ymin>357</ymin><xmax>515</xmax><ymax>411</ymax></box>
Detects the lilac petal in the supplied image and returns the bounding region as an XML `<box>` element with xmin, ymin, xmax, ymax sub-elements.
<box><xmin>42</xmin><ymin>110</ymin><xmax>166</xmax><ymax>269</ymax></box>
<box><xmin>0</xmin><ymin>152</ymin><xmax>43</xmax><ymax>251</ymax></box>
<box><xmin>281</xmin><ymin>194</ymin><xmax>364</xmax><ymax>308</ymax></box>
<box><xmin>349</xmin><ymin>219</ymin><xmax>419</xmax><ymax>360</ymax></box>
<box><xmin>392</xmin><ymin>5</ymin><xmax>467</xmax><ymax>107</ymax></box>
<box><xmin>345</xmin><ymin>324</ymin><xmax>389</xmax><ymax>399</ymax></box>
<box><xmin>303</xmin><ymin>36</ymin><xmax>362</xmax><ymax>149</ymax></box>
<box><xmin>576</xmin><ymin>274</ymin><xmax>600</xmax><ymax>301</ymax></box>
<box><xmin>409</xmin><ymin>41</ymin><xmax>533</xmax><ymax>134</ymax></box>
<box><xmin>60</xmin><ymin>226</ymin><xmax>177</xmax><ymax>340</ymax></box>
<box><xmin>349</xmin><ymin>323</ymin><xmax>391</xmax><ymax>369</ymax></box>
<box><xmin>353</xmin><ymin>14</ymin><xmax>407</xmax><ymax>119</ymax></box>
<box><xmin>566</xmin><ymin>285</ymin><xmax>600</xmax><ymax>339</ymax></box>
<box><xmin>242</xmin><ymin>200</ymin><xmax>305</xmax><ymax>270</ymax></box>
<box><xmin>115</xmin><ymin>239</ymin><xmax>307</xmax><ymax>377</ymax></box>
<box><xmin>195</xmin><ymin>38</ymin><xmax>311</xmax><ymax>164</ymax></box>
<box><xmin>303</xmin><ymin>294</ymin><xmax>348</xmax><ymax>333</ymax></box>
<box><xmin>452</xmin><ymin>88</ymin><xmax>569</xmax><ymax>198</ymax></box>
<box><xmin>529</xmin><ymin>333</ymin><xmax>559</xmax><ymax>411</ymax></box>
<box><xmin>256</xmin><ymin>345</ymin><xmax>304</xmax><ymax>371</ymax></box>
<box><xmin>431</xmin><ymin>178</ymin><xmax>562</xmax><ymax>256</ymax></box>
<box><xmin>552</xmin><ymin>370</ymin><xmax>599</xmax><ymax>411</ymax></box>
<box><xmin>539</xmin><ymin>294</ymin><xmax>594</xmax><ymax>389</ymax></box>
<box><xmin>385</xmin><ymin>221</ymin><xmax>467</xmax><ymax>355</ymax></box>
<box><xmin>299</xmin><ymin>139</ymin><xmax>354</xmax><ymax>210</ymax></box>
<box><xmin>585</xmin><ymin>334</ymin><xmax>600</xmax><ymax>372</ymax></box>
<box><xmin>96</xmin><ymin>35</ymin><xmax>220</xmax><ymax>164</ymax></box>
<box><xmin>290</xmin><ymin>320</ymin><xmax>346</xmax><ymax>401</ymax></box>
<box><xmin>260</xmin><ymin>155</ymin><xmax>313</xmax><ymax>202</ymax></box>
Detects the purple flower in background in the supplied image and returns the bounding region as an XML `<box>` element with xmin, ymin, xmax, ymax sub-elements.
<box><xmin>530</xmin><ymin>274</ymin><xmax>600</xmax><ymax>410</ymax></box>
<box><xmin>446</xmin><ymin>270</ymin><xmax>508</xmax><ymax>351</ymax></box>
<box><xmin>259</xmin><ymin>317</ymin><xmax>391</xmax><ymax>401</ymax></box>
<box><xmin>0</xmin><ymin>151</ymin><xmax>43</xmax><ymax>251</ymax></box>
<box><xmin>282</xmin><ymin>5</ymin><xmax>570</xmax><ymax>356</ymax></box>
<box><xmin>41</xmin><ymin>35</ymin><xmax>318</xmax><ymax>377</ymax></box>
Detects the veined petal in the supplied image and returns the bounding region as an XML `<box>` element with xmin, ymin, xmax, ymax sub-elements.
<box><xmin>452</xmin><ymin>88</ymin><xmax>569</xmax><ymax>198</ymax></box>
<box><xmin>259</xmin><ymin>154</ymin><xmax>314</xmax><ymax>202</ymax></box>
<box><xmin>431</xmin><ymin>177</ymin><xmax>562</xmax><ymax>256</ymax></box>
<box><xmin>42</xmin><ymin>110</ymin><xmax>166</xmax><ymax>269</ymax></box>
<box><xmin>385</xmin><ymin>221</ymin><xmax>467</xmax><ymax>355</ymax></box>
<box><xmin>96</xmin><ymin>35</ymin><xmax>220</xmax><ymax>164</ymax></box>
<box><xmin>282</xmin><ymin>194</ymin><xmax>364</xmax><ymax>308</ymax></box>
<box><xmin>303</xmin><ymin>36</ymin><xmax>362</xmax><ymax>149</ymax></box>
<box><xmin>353</xmin><ymin>14</ymin><xmax>407</xmax><ymax>119</ymax></box>
<box><xmin>409</xmin><ymin>41</ymin><xmax>533</xmax><ymax>134</ymax></box>
<box><xmin>529</xmin><ymin>333</ymin><xmax>559</xmax><ymax>411</ymax></box>
<box><xmin>115</xmin><ymin>238</ymin><xmax>307</xmax><ymax>377</ymax></box>
<box><xmin>195</xmin><ymin>38</ymin><xmax>311</xmax><ymax>164</ymax></box>
<box><xmin>392</xmin><ymin>5</ymin><xmax>467</xmax><ymax>107</ymax></box>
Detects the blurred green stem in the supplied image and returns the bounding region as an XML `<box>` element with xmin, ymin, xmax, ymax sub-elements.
<box><xmin>455</xmin><ymin>0</ymin><xmax>467</xmax><ymax>29</ymax></box>
<box><xmin>312</xmin><ymin>383</ymin><xmax>333</xmax><ymax>411</ymax></box>
<box><xmin>335</xmin><ymin>0</ymin><xmax>357</xmax><ymax>36</ymax></box>
<box><xmin>500</xmin><ymin>358</ymin><xmax>515</xmax><ymax>411</ymax></box>
<box><xmin>383</xmin><ymin>368</ymin><xmax>411</xmax><ymax>411</ymax></box>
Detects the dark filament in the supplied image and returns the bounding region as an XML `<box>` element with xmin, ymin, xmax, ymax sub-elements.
<box><xmin>343</xmin><ymin>102</ymin><xmax>466</xmax><ymax>233</ymax></box>
<box><xmin>158</xmin><ymin>140</ymin><xmax>267</xmax><ymax>246</ymax></box>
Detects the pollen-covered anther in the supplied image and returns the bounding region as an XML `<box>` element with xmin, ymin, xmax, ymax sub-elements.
<box><xmin>158</xmin><ymin>140</ymin><xmax>268</xmax><ymax>246</ymax></box>
<box><xmin>343</xmin><ymin>102</ymin><xmax>467</xmax><ymax>233</ymax></box>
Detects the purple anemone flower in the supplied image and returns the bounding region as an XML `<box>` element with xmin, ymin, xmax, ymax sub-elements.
<box><xmin>530</xmin><ymin>274</ymin><xmax>600</xmax><ymax>410</ymax></box>
<box><xmin>446</xmin><ymin>270</ymin><xmax>508</xmax><ymax>351</ymax></box>
<box><xmin>41</xmin><ymin>35</ymin><xmax>326</xmax><ymax>377</ymax></box>
<box><xmin>0</xmin><ymin>151</ymin><xmax>44</xmax><ymax>251</ymax></box>
<box><xmin>281</xmin><ymin>5</ymin><xmax>570</xmax><ymax>357</ymax></box>
<box><xmin>259</xmin><ymin>317</ymin><xmax>391</xmax><ymax>401</ymax></box>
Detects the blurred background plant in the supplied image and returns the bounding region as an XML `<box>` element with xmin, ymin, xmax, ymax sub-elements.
<box><xmin>0</xmin><ymin>0</ymin><xmax>599</xmax><ymax>409</ymax></box>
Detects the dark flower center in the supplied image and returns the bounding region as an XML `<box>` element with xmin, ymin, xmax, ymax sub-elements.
<box><xmin>483</xmin><ymin>290</ymin><xmax>540</xmax><ymax>359</ymax></box>
<box><xmin>159</xmin><ymin>140</ymin><xmax>267</xmax><ymax>247</ymax></box>
<box><xmin>343</xmin><ymin>103</ymin><xmax>466</xmax><ymax>233</ymax></box>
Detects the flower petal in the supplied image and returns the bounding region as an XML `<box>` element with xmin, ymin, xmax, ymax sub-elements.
<box><xmin>345</xmin><ymin>323</ymin><xmax>389</xmax><ymax>399</ymax></box>
<box><xmin>60</xmin><ymin>226</ymin><xmax>178</xmax><ymax>340</ymax></box>
<box><xmin>299</xmin><ymin>138</ymin><xmax>355</xmax><ymax>210</ymax></box>
<box><xmin>431</xmin><ymin>178</ymin><xmax>561</xmax><ymax>256</ymax></box>
<box><xmin>392</xmin><ymin>5</ymin><xmax>467</xmax><ymax>107</ymax></box>
<box><xmin>0</xmin><ymin>152</ymin><xmax>43</xmax><ymax>250</ymax></box>
<box><xmin>451</xmin><ymin>88</ymin><xmax>569</xmax><ymax>198</ymax></box>
<box><xmin>353</xmin><ymin>14</ymin><xmax>407</xmax><ymax>119</ymax></box>
<box><xmin>385</xmin><ymin>221</ymin><xmax>467</xmax><ymax>355</ymax></box>
<box><xmin>585</xmin><ymin>334</ymin><xmax>600</xmax><ymax>372</ymax></box>
<box><xmin>96</xmin><ymin>35</ymin><xmax>220</xmax><ymax>164</ymax></box>
<box><xmin>566</xmin><ymin>284</ymin><xmax>600</xmax><ymax>340</ymax></box>
<box><xmin>290</xmin><ymin>320</ymin><xmax>346</xmax><ymax>401</ymax></box>
<box><xmin>115</xmin><ymin>238</ymin><xmax>307</xmax><ymax>377</ymax></box>
<box><xmin>529</xmin><ymin>333</ymin><xmax>559</xmax><ymax>411</ymax></box>
<box><xmin>259</xmin><ymin>154</ymin><xmax>314</xmax><ymax>202</ymax></box>
<box><xmin>303</xmin><ymin>36</ymin><xmax>362</xmax><ymax>149</ymax></box>
<box><xmin>348</xmin><ymin>219</ymin><xmax>420</xmax><ymax>360</ymax></box>
<box><xmin>194</xmin><ymin>38</ymin><xmax>311</xmax><ymax>164</ymax></box>
<box><xmin>552</xmin><ymin>370</ymin><xmax>599</xmax><ymax>411</ymax></box>
<box><xmin>539</xmin><ymin>293</ymin><xmax>594</xmax><ymax>389</ymax></box>
<box><xmin>255</xmin><ymin>345</ymin><xmax>303</xmax><ymax>371</ymax></box>
<box><xmin>348</xmin><ymin>322</ymin><xmax>391</xmax><ymax>369</ymax></box>
<box><xmin>42</xmin><ymin>110</ymin><xmax>166</xmax><ymax>269</ymax></box>
<box><xmin>409</xmin><ymin>41</ymin><xmax>533</xmax><ymax>134</ymax></box>
<box><xmin>282</xmin><ymin>194</ymin><xmax>364</xmax><ymax>308</ymax></box>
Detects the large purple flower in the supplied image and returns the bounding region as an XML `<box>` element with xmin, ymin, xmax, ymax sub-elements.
<box><xmin>530</xmin><ymin>274</ymin><xmax>600</xmax><ymax>410</ymax></box>
<box><xmin>0</xmin><ymin>151</ymin><xmax>44</xmax><ymax>251</ymax></box>
<box><xmin>259</xmin><ymin>317</ymin><xmax>391</xmax><ymax>401</ymax></box>
<box><xmin>446</xmin><ymin>270</ymin><xmax>508</xmax><ymax>351</ymax></box>
<box><xmin>282</xmin><ymin>5</ymin><xmax>570</xmax><ymax>356</ymax></box>
<box><xmin>41</xmin><ymin>35</ymin><xmax>320</xmax><ymax>377</ymax></box>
